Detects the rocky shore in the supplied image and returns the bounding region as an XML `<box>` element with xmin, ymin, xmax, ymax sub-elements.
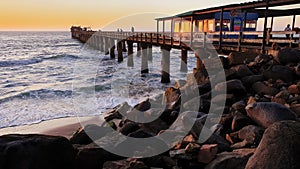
<box><xmin>1</xmin><ymin>47</ymin><xmax>300</xmax><ymax>169</ymax></box>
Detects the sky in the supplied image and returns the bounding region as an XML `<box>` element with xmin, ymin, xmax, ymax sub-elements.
<box><xmin>0</xmin><ymin>0</ymin><xmax>299</xmax><ymax>31</ymax></box>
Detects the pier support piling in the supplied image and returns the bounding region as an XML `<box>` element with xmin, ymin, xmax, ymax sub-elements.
<box><xmin>110</xmin><ymin>39</ymin><xmax>115</xmax><ymax>59</ymax></box>
<box><xmin>122</xmin><ymin>40</ymin><xmax>127</xmax><ymax>52</ymax></box>
<box><xmin>148</xmin><ymin>44</ymin><xmax>153</xmax><ymax>61</ymax></box>
<box><xmin>161</xmin><ymin>46</ymin><xmax>171</xmax><ymax>83</ymax></box>
<box><xmin>99</xmin><ymin>37</ymin><xmax>104</xmax><ymax>52</ymax></box>
<box><xmin>141</xmin><ymin>43</ymin><xmax>149</xmax><ymax>75</ymax></box>
<box><xmin>180</xmin><ymin>48</ymin><xmax>188</xmax><ymax>72</ymax></box>
<box><xmin>117</xmin><ymin>41</ymin><xmax>123</xmax><ymax>62</ymax></box>
<box><xmin>127</xmin><ymin>41</ymin><xmax>134</xmax><ymax>67</ymax></box>
<box><xmin>105</xmin><ymin>37</ymin><xmax>110</xmax><ymax>55</ymax></box>
<box><xmin>137</xmin><ymin>43</ymin><xmax>141</xmax><ymax>57</ymax></box>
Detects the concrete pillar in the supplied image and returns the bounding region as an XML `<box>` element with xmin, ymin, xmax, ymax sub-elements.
<box><xmin>110</xmin><ymin>39</ymin><xmax>115</xmax><ymax>59</ymax></box>
<box><xmin>127</xmin><ymin>41</ymin><xmax>134</xmax><ymax>67</ymax></box>
<box><xmin>141</xmin><ymin>43</ymin><xmax>149</xmax><ymax>75</ymax></box>
<box><xmin>117</xmin><ymin>41</ymin><xmax>123</xmax><ymax>62</ymax></box>
<box><xmin>195</xmin><ymin>49</ymin><xmax>205</xmax><ymax>70</ymax></box>
<box><xmin>180</xmin><ymin>48</ymin><xmax>188</xmax><ymax>72</ymax></box>
<box><xmin>148</xmin><ymin>44</ymin><xmax>153</xmax><ymax>61</ymax></box>
<box><xmin>122</xmin><ymin>40</ymin><xmax>127</xmax><ymax>52</ymax></box>
<box><xmin>104</xmin><ymin>37</ymin><xmax>110</xmax><ymax>55</ymax></box>
<box><xmin>161</xmin><ymin>46</ymin><xmax>171</xmax><ymax>83</ymax></box>
<box><xmin>137</xmin><ymin>43</ymin><xmax>141</xmax><ymax>57</ymax></box>
<box><xmin>99</xmin><ymin>37</ymin><xmax>104</xmax><ymax>52</ymax></box>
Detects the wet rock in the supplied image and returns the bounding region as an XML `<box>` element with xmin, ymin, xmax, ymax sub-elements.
<box><xmin>141</xmin><ymin>156</ymin><xmax>177</xmax><ymax>169</ymax></box>
<box><xmin>127</xmin><ymin>128</ymin><xmax>154</xmax><ymax>138</ymax></box>
<box><xmin>232</xmin><ymin>148</ymin><xmax>255</xmax><ymax>156</ymax></box>
<box><xmin>252</xmin><ymin>81</ymin><xmax>279</xmax><ymax>96</ymax></box>
<box><xmin>163</xmin><ymin>87</ymin><xmax>181</xmax><ymax>111</ymax></box>
<box><xmin>230</xmin><ymin>125</ymin><xmax>264</xmax><ymax>149</ymax></box>
<box><xmin>246</xmin><ymin>102</ymin><xmax>298</xmax><ymax>128</ymax></box>
<box><xmin>263</xmin><ymin>65</ymin><xmax>295</xmax><ymax>82</ymax></box>
<box><xmin>174</xmin><ymin>80</ymin><xmax>186</xmax><ymax>89</ymax></box>
<box><xmin>231</xmin><ymin>100</ymin><xmax>246</xmax><ymax>112</ymax></box>
<box><xmin>290</xmin><ymin>104</ymin><xmax>300</xmax><ymax>117</ymax></box>
<box><xmin>215</xmin><ymin>79</ymin><xmax>246</xmax><ymax>98</ymax></box>
<box><xmin>228</xmin><ymin>52</ymin><xmax>257</xmax><ymax>65</ymax></box>
<box><xmin>76</xmin><ymin>143</ymin><xmax>123</xmax><ymax>169</ymax></box>
<box><xmin>245</xmin><ymin>121</ymin><xmax>300</xmax><ymax>169</ymax></box>
<box><xmin>103</xmin><ymin>159</ymin><xmax>149</xmax><ymax>169</ymax></box>
<box><xmin>241</xmin><ymin>75</ymin><xmax>264</xmax><ymax>87</ymax></box>
<box><xmin>197</xmin><ymin>144</ymin><xmax>218</xmax><ymax>164</ymax></box>
<box><xmin>104</xmin><ymin>102</ymin><xmax>132</xmax><ymax>122</ymax></box>
<box><xmin>211</xmin><ymin>94</ymin><xmax>235</xmax><ymax>106</ymax></box>
<box><xmin>288</xmin><ymin>84</ymin><xmax>300</xmax><ymax>94</ymax></box>
<box><xmin>133</xmin><ymin>99</ymin><xmax>151</xmax><ymax>112</ymax></box>
<box><xmin>254</xmin><ymin>54</ymin><xmax>272</xmax><ymax>65</ymax></box>
<box><xmin>277</xmin><ymin>48</ymin><xmax>300</xmax><ymax>65</ymax></box>
<box><xmin>70</xmin><ymin>124</ymin><xmax>111</xmax><ymax>145</ymax></box>
<box><xmin>205</xmin><ymin>151</ymin><xmax>253</xmax><ymax>169</ymax></box>
<box><xmin>232</xmin><ymin>65</ymin><xmax>254</xmax><ymax>78</ymax></box>
<box><xmin>0</xmin><ymin>134</ymin><xmax>76</xmax><ymax>169</ymax></box>
<box><xmin>119</xmin><ymin>122</ymin><xmax>140</xmax><ymax>136</ymax></box>
<box><xmin>231</xmin><ymin>112</ymin><xmax>254</xmax><ymax>131</ymax></box>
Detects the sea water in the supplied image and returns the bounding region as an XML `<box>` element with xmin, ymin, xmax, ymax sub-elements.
<box><xmin>0</xmin><ymin>31</ymin><xmax>197</xmax><ymax>128</ymax></box>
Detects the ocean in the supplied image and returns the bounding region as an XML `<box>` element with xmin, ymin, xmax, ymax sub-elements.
<box><xmin>0</xmin><ymin>31</ymin><xmax>197</xmax><ymax>128</ymax></box>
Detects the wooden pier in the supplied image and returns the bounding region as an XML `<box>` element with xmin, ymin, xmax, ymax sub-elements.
<box><xmin>71</xmin><ymin>0</ymin><xmax>300</xmax><ymax>83</ymax></box>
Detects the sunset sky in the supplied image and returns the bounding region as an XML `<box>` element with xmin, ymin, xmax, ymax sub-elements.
<box><xmin>1</xmin><ymin>0</ymin><xmax>299</xmax><ymax>31</ymax></box>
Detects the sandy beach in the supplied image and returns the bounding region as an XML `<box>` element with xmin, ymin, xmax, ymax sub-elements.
<box><xmin>0</xmin><ymin>116</ymin><xmax>103</xmax><ymax>138</ymax></box>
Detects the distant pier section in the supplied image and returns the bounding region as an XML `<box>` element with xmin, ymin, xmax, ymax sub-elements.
<box><xmin>71</xmin><ymin>0</ymin><xmax>300</xmax><ymax>83</ymax></box>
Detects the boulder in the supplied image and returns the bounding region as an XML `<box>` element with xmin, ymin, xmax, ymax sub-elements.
<box><xmin>103</xmin><ymin>159</ymin><xmax>149</xmax><ymax>169</ymax></box>
<box><xmin>277</xmin><ymin>48</ymin><xmax>300</xmax><ymax>65</ymax></box>
<box><xmin>76</xmin><ymin>142</ymin><xmax>123</xmax><ymax>169</ymax></box>
<box><xmin>228</xmin><ymin>52</ymin><xmax>257</xmax><ymax>65</ymax></box>
<box><xmin>288</xmin><ymin>84</ymin><xmax>300</xmax><ymax>94</ymax></box>
<box><xmin>197</xmin><ymin>144</ymin><xmax>218</xmax><ymax>164</ymax></box>
<box><xmin>70</xmin><ymin>124</ymin><xmax>111</xmax><ymax>145</ymax></box>
<box><xmin>246</xmin><ymin>102</ymin><xmax>298</xmax><ymax>128</ymax></box>
<box><xmin>232</xmin><ymin>65</ymin><xmax>254</xmax><ymax>78</ymax></box>
<box><xmin>205</xmin><ymin>151</ymin><xmax>253</xmax><ymax>169</ymax></box>
<box><xmin>230</xmin><ymin>125</ymin><xmax>264</xmax><ymax>149</ymax></box>
<box><xmin>241</xmin><ymin>75</ymin><xmax>264</xmax><ymax>87</ymax></box>
<box><xmin>252</xmin><ymin>81</ymin><xmax>279</xmax><ymax>96</ymax></box>
<box><xmin>0</xmin><ymin>134</ymin><xmax>76</xmax><ymax>169</ymax></box>
<box><xmin>290</xmin><ymin>104</ymin><xmax>300</xmax><ymax>117</ymax></box>
<box><xmin>215</xmin><ymin>79</ymin><xmax>247</xmax><ymax>98</ymax></box>
<box><xmin>245</xmin><ymin>121</ymin><xmax>300</xmax><ymax>169</ymax></box>
<box><xmin>231</xmin><ymin>112</ymin><xmax>255</xmax><ymax>131</ymax></box>
<box><xmin>263</xmin><ymin>65</ymin><xmax>295</xmax><ymax>82</ymax></box>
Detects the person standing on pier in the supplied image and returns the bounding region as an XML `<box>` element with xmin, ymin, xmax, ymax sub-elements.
<box><xmin>284</xmin><ymin>24</ymin><xmax>292</xmax><ymax>39</ymax></box>
<box><xmin>131</xmin><ymin>26</ymin><xmax>135</xmax><ymax>33</ymax></box>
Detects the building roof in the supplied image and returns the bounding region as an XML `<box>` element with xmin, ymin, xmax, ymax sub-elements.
<box><xmin>156</xmin><ymin>0</ymin><xmax>300</xmax><ymax>21</ymax></box>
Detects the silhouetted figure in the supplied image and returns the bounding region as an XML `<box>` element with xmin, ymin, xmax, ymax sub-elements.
<box><xmin>284</xmin><ymin>24</ymin><xmax>291</xmax><ymax>39</ymax></box>
<box><xmin>131</xmin><ymin>26</ymin><xmax>135</xmax><ymax>32</ymax></box>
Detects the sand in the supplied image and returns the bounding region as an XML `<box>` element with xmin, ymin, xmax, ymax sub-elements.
<box><xmin>0</xmin><ymin>116</ymin><xmax>104</xmax><ymax>139</ymax></box>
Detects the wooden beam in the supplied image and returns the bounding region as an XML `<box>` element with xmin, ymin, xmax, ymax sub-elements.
<box><xmin>161</xmin><ymin>46</ymin><xmax>171</xmax><ymax>83</ymax></box>
<box><xmin>127</xmin><ymin>41</ymin><xmax>134</xmax><ymax>67</ymax></box>
<box><xmin>180</xmin><ymin>48</ymin><xmax>188</xmax><ymax>72</ymax></box>
<box><xmin>141</xmin><ymin>43</ymin><xmax>149</xmax><ymax>75</ymax></box>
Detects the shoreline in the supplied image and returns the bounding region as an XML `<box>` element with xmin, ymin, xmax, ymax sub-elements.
<box><xmin>0</xmin><ymin>116</ymin><xmax>103</xmax><ymax>139</ymax></box>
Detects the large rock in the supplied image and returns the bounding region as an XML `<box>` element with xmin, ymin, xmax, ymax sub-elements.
<box><xmin>103</xmin><ymin>159</ymin><xmax>149</xmax><ymax>169</ymax></box>
<box><xmin>205</xmin><ymin>151</ymin><xmax>253</xmax><ymax>169</ymax></box>
<box><xmin>245</xmin><ymin>121</ymin><xmax>300</xmax><ymax>169</ymax></box>
<box><xmin>228</xmin><ymin>52</ymin><xmax>257</xmax><ymax>65</ymax></box>
<box><xmin>232</xmin><ymin>65</ymin><xmax>254</xmax><ymax>78</ymax></box>
<box><xmin>215</xmin><ymin>79</ymin><xmax>247</xmax><ymax>98</ymax></box>
<box><xmin>263</xmin><ymin>65</ymin><xmax>295</xmax><ymax>82</ymax></box>
<box><xmin>70</xmin><ymin>124</ymin><xmax>111</xmax><ymax>145</ymax></box>
<box><xmin>246</xmin><ymin>102</ymin><xmax>298</xmax><ymax>128</ymax></box>
<box><xmin>277</xmin><ymin>48</ymin><xmax>300</xmax><ymax>65</ymax></box>
<box><xmin>0</xmin><ymin>134</ymin><xmax>76</xmax><ymax>169</ymax></box>
<box><xmin>252</xmin><ymin>81</ymin><xmax>279</xmax><ymax>96</ymax></box>
<box><xmin>241</xmin><ymin>75</ymin><xmax>264</xmax><ymax>87</ymax></box>
<box><xmin>76</xmin><ymin>143</ymin><xmax>123</xmax><ymax>169</ymax></box>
